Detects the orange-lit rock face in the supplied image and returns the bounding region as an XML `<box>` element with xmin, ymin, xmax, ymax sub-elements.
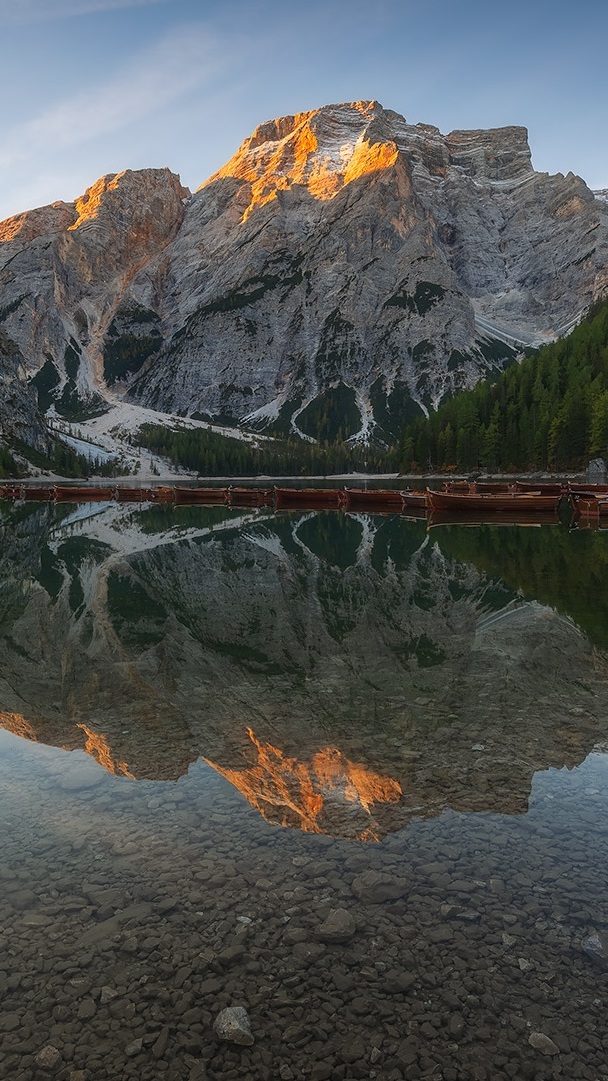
<box><xmin>0</xmin><ymin>202</ymin><xmax>77</xmax><ymax>243</ymax></box>
<box><xmin>204</xmin><ymin>101</ymin><xmax>399</xmax><ymax>221</ymax></box>
<box><xmin>0</xmin><ymin>711</ymin><xmax>36</xmax><ymax>741</ymax></box>
<box><xmin>204</xmin><ymin>728</ymin><xmax>402</xmax><ymax>839</ymax></box>
<box><xmin>68</xmin><ymin>174</ymin><xmax>122</xmax><ymax>231</ymax></box>
<box><xmin>76</xmin><ymin>724</ymin><xmax>134</xmax><ymax>779</ymax></box>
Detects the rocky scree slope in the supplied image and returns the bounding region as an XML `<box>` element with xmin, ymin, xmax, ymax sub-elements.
<box><xmin>0</xmin><ymin>101</ymin><xmax>607</xmax><ymax>448</ymax></box>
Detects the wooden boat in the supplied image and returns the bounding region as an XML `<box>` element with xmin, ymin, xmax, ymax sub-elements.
<box><xmin>470</xmin><ymin>482</ymin><xmax>514</xmax><ymax>493</ymax></box>
<box><xmin>444</xmin><ymin>481</ymin><xmax>521</xmax><ymax>494</ymax></box>
<box><xmin>426</xmin><ymin>488</ymin><xmax>562</xmax><ymax>513</ymax></box>
<box><xmin>228</xmin><ymin>487</ymin><xmax>273</xmax><ymax>506</ymax></box>
<box><xmin>568</xmin><ymin>483</ymin><xmax>608</xmax><ymax>497</ymax></box>
<box><xmin>570</xmin><ymin>494</ymin><xmax>608</xmax><ymax>518</ymax></box>
<box><xmin>22</xmin><ymin>486</ymin><xmax>55</xmax><ymax>501</ymax></box>
<box><xmin>511</xmin><ymin>480</ymin><xmax>566</xmax><ymax>495</ymax></box>
<box><xmin>154</xmin><ymin>487</ymin><xmax>176</xmax><ymax>503</ymax></box>
<box><xmin>54</xmin><ymin>485</ymin><xmax>115</xmax><ymax>502</ymax></box>
<box><xmin>274</xmin><ymin>487</ymin><xmax>345</xmax><ymax>508</ymax></box>
<box><xmin>114</xmin><ymin>486</ymin><xmax>161</xmax><ymax>502</ymax></box>
<box><xmin>344</xmin><ymin>487</ymin><xmax>403</xmax><ymax>510</ymax></box>
<box><xmin>400</xmin><ymin>489</ymin><xmax>428</xmax><ymax>509</ymax></box>
<box><xmin>172</xmin><ymin>486</ymin><xmax>229</xmax><ymax>505</ymax></box>
<box><xmin>0</xmin><ymin>484</ymin><xmax>22</xmax><ymax>500</ymax></box>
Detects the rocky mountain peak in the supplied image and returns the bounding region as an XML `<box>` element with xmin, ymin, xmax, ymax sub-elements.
<box><xmin>66</xmin><ymin>167</ymin><xmax>190</xmax><ymax>247</ymax></box>
<box><xmin>445</xmin><ymin>125</ymin><xmax>532</xmax><ymax>182</ymax></box>
<box><xmin>1</xmin><ymin>101</ymin><xmax>607</xmax><ymax>453</ymax></box>
<box><xmin>0</xmin><ymin>167</ymin><xmax>190</xmax><ymax>429</ymax></box>
<box><xmin>201</xmin><ymin>99</ymin><xmax>398</xmax><ymax>219</ymax></box>
<box><xmin>0</xmin><ymin>201</ymin><xmax>77</xmax><ymax>245</ymax></box>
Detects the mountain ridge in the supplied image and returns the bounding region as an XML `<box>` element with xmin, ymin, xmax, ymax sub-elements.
<box><xmin>1</xmin><ymin>100</ymin><xmax>607</xmax><ymax>456</ymax></box>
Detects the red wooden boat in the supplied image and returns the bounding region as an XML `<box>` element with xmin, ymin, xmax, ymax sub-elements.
<box><xmin>568</xmin><ymin>483</ymin><xmax>608</xmax><ymax>497</ymax></box>
<box><xmin>54</xmin><ymin>486</ymin><xmax>115</xmax><ymax>502</ymax></box>
<box><xmin>114</xmin><ymin>487</ymin><xmax>160</xmax><ymax>502</ymax></box>
<box><xmin>400</xmin><ymin>489</ymin><xmax>428</xmax><ymax>509</ymax></box>
<box><xmin>0</xmin><ymin>484</ymin><xmax>24</xmax><ymax>500</ymax></box>
<box><xmin>512</xmin><ymin>480</ymin><xmax>566</xmax><ymax>495</ymax></box>
<box><xmin>274</xmin><ymin>487</ymin><xmax>345</xmax><ymax>508</ymax></box>
<box><xmin>470</xmin><ymin>482</ymin><xmax>514</xmax><ymax>493</ymax></box>
<box><xmin>228</xmin><ymin>487</ymin><xmax>273</xmax><ymax>506</ymax></box>
<box><xmin>444</xmin><ymin>481</ymin><xmax>523</xmax><ymax>494</ymax></box>
<box><xmin>22</xmin><ymin>486</ymin><xmax>55</xmax><ymax>501</ymax></box>
<box><xmin>344</xmin><ymin>487</ymin><xmax>403</xmax><ymax>510</ymax></box>
<box><xmin>426</xmin><ymin>488</ymin><xmax>562</xmax><ymax>513</ymax></box>
<box><xmin>172</xmin><ymin>486</ymin><xmax>229</xmax><ymax>505</ymax></box>
<box><xmin>570</xmin><ymin>494</ymin><xmax>608</xmax><ymax>518</ymax></box>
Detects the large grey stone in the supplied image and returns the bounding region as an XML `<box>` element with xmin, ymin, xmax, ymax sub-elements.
<box><xmin>351</xmin><ymin>870</ymin><xmax>408</xmax><ymax>903</ymax></box>
<box><xmin>213</xmin><ymin>1005</ymin><xmax>254</xmax><ymax>1046</ymax></box>
<box><xmin>317</xmin><ymin>907</ymin><xmax>357</xmax><ymax>943</ymax></box>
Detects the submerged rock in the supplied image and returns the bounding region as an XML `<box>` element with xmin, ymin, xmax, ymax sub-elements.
<box><xmin>582</xmin><ymin>930</ymin><xmax>608</xmax><ymax>968</ymax></box>
<box><xmin>213</xmin><ymin>1005</ymin><xmax>254</xmax><ymax>1046</ymax></box>
<box><xmin>317</xmin><ymin>907</ymin><xmax>357</xmax><ymax>943</ymax></box>
<box><xmin>351</xmin><ymin>869</ymin><xmax>408</xmax><ymax>903</ymax></box>
<box><xmin>528</xmin><ymin>1032</ymin><xmax>560</xmax><ymax>1056</ymax></box>
<box><xmin>34</xmin><ymin>1045</ymin><xmax>62</xmax><ymax>1070</ymax></box>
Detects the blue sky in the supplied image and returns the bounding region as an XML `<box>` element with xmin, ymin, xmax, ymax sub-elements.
<box><xmin>0</xmin><ymin>0</ymin><xmax>606</xmax><ymax>220</ymax></box>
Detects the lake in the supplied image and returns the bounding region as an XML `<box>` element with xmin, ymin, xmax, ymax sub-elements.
<box><xmin>1</xmin><ymin>498</ymin><xmax>607</xmax><ymax>1081</ymax></box>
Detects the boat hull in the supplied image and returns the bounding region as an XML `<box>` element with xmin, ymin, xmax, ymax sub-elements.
<box><xmin>400</xmin><ymin>490</ymin><xmax>427</xmax><ymax>509</ymax></box>
<box><xmin>427</xmin><ymin>490</ymin><xmax>561</xmax><ymax>513</ymax></box>
<box><xmin>23</xmin><ymin>486</ymin><xmax>55</xmax><ymax>501</ymax></box>
<box><xmin>0</xmin><ymin>484</ymin><xmax>23</xmax><ymax>500</ymax></box>
<box><xmin>571</xmin><ymin>495</ymin><xmax>608</xmax><ymax>517</ymax></box>
<box><xmin>274</xmin><ymin>487</ymin><xmax>345</xmax><ymax>508</ymax></box>
<box><xmin>53</xmin><ymin>486</ymin><xmax>114</xmax><ymax>502</ymax></box>
<box><xmin>228</xmin><ymin>487</ymin><xmax>273</xmax><ymax>506</ymax></box>
<box><xmin>512</xmin><ymin>481</ymin><xmax>566</xmax><ymax>495</ymax></box>
<box><xmin>172</xmin><ymin>487</ymin><xmax>228</xmax><ymax>505</ymax></box>
<box><xmin>344</xmin><ymin>488</ymin><xmax>402</xmax><ymax>510</ymax></box>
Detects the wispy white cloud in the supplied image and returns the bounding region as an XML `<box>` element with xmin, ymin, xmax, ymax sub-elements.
<box><xmin>0</xmin><ymin>21</ymin><xmax>247</xmax><ymax>174</ymax></box>
<box><xmin>0</xmin><ymin>0</ymin><xmax>166</xmax><ymax>22</ymax></box>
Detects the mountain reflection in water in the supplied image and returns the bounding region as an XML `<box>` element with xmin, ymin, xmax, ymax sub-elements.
<box><xmin>204</xmin><ymin>728</ymin><xmax>403</xmax><ymax>842</ymax></box>
<box><xmin>1</xmin><ymin>499</ymin><xmax>607</xmax><ymax>840</ymax></box>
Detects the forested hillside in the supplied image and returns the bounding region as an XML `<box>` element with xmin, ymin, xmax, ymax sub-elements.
<box><xmin>399</xmin><ymin>302</ymin><xmax>608</xmax><ymax>472</ymax></box>
<box><xmin>137</xmin><ymin>424</ymin><xmax>395</xmax><ymax>477</ymax></box>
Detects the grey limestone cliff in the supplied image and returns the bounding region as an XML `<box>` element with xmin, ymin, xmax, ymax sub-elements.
<box><xmin>0</xmin><ymin>328</ymin><xmax>48</xmax><ymax>454</ymax></box>
<box><xmin>1</xmin><ymin>101</ymin><xmax>607</xmax><ymax>446</ymax></box>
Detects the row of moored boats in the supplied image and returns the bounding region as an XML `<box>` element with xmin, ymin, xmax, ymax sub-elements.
<box><xmin>0</xmin><ymin>480</ymin><xmax>607</xmax><ymax>518</ymax></box>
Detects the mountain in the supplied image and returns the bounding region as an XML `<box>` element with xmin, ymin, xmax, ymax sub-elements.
<box><xmin>0</xmin><ymin>100</ymin><xmax>607</xmax><ymax>454</ymax></box>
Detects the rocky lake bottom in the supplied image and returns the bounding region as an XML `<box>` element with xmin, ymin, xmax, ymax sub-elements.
<box><xmin>1</xmin><ymin>500</ymin><xmax>608</xmax><ymax>1080</ymax></box>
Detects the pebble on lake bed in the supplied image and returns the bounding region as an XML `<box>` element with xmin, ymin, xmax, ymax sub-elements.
<box><xmin>582</xmin><ymin>930</ymin><xmax>608</xmax><ymax>968</ymax></box>
<box><xmin>213</xmin><ymin>1005</ymin><xmax>254</xmax><ymax>1046</ymax></box>
<box><xmin>34</xmin><ymin>1045</ymin><xmax>62</xmax><ymax>1070</ymax></box>
<box><xmin>351</xmin><ymin>869</ymin><xmax>408</xmax><ymax>903</ymax></box>
<box><xmin>317</xmin><ymin>907</ymin><xmax>357</xmax><ymax>943</ymax></box>
<box><xmin>528</xmin><ymin>1031</ymin><xmax>560</xmax><ymax>1055</ymax></box>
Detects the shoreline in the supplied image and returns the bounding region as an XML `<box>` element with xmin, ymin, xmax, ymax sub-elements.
<box><xmin>6</xmin><ymin>470</ymin><xmax>591</xmax><ymax>486</ymax></box>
